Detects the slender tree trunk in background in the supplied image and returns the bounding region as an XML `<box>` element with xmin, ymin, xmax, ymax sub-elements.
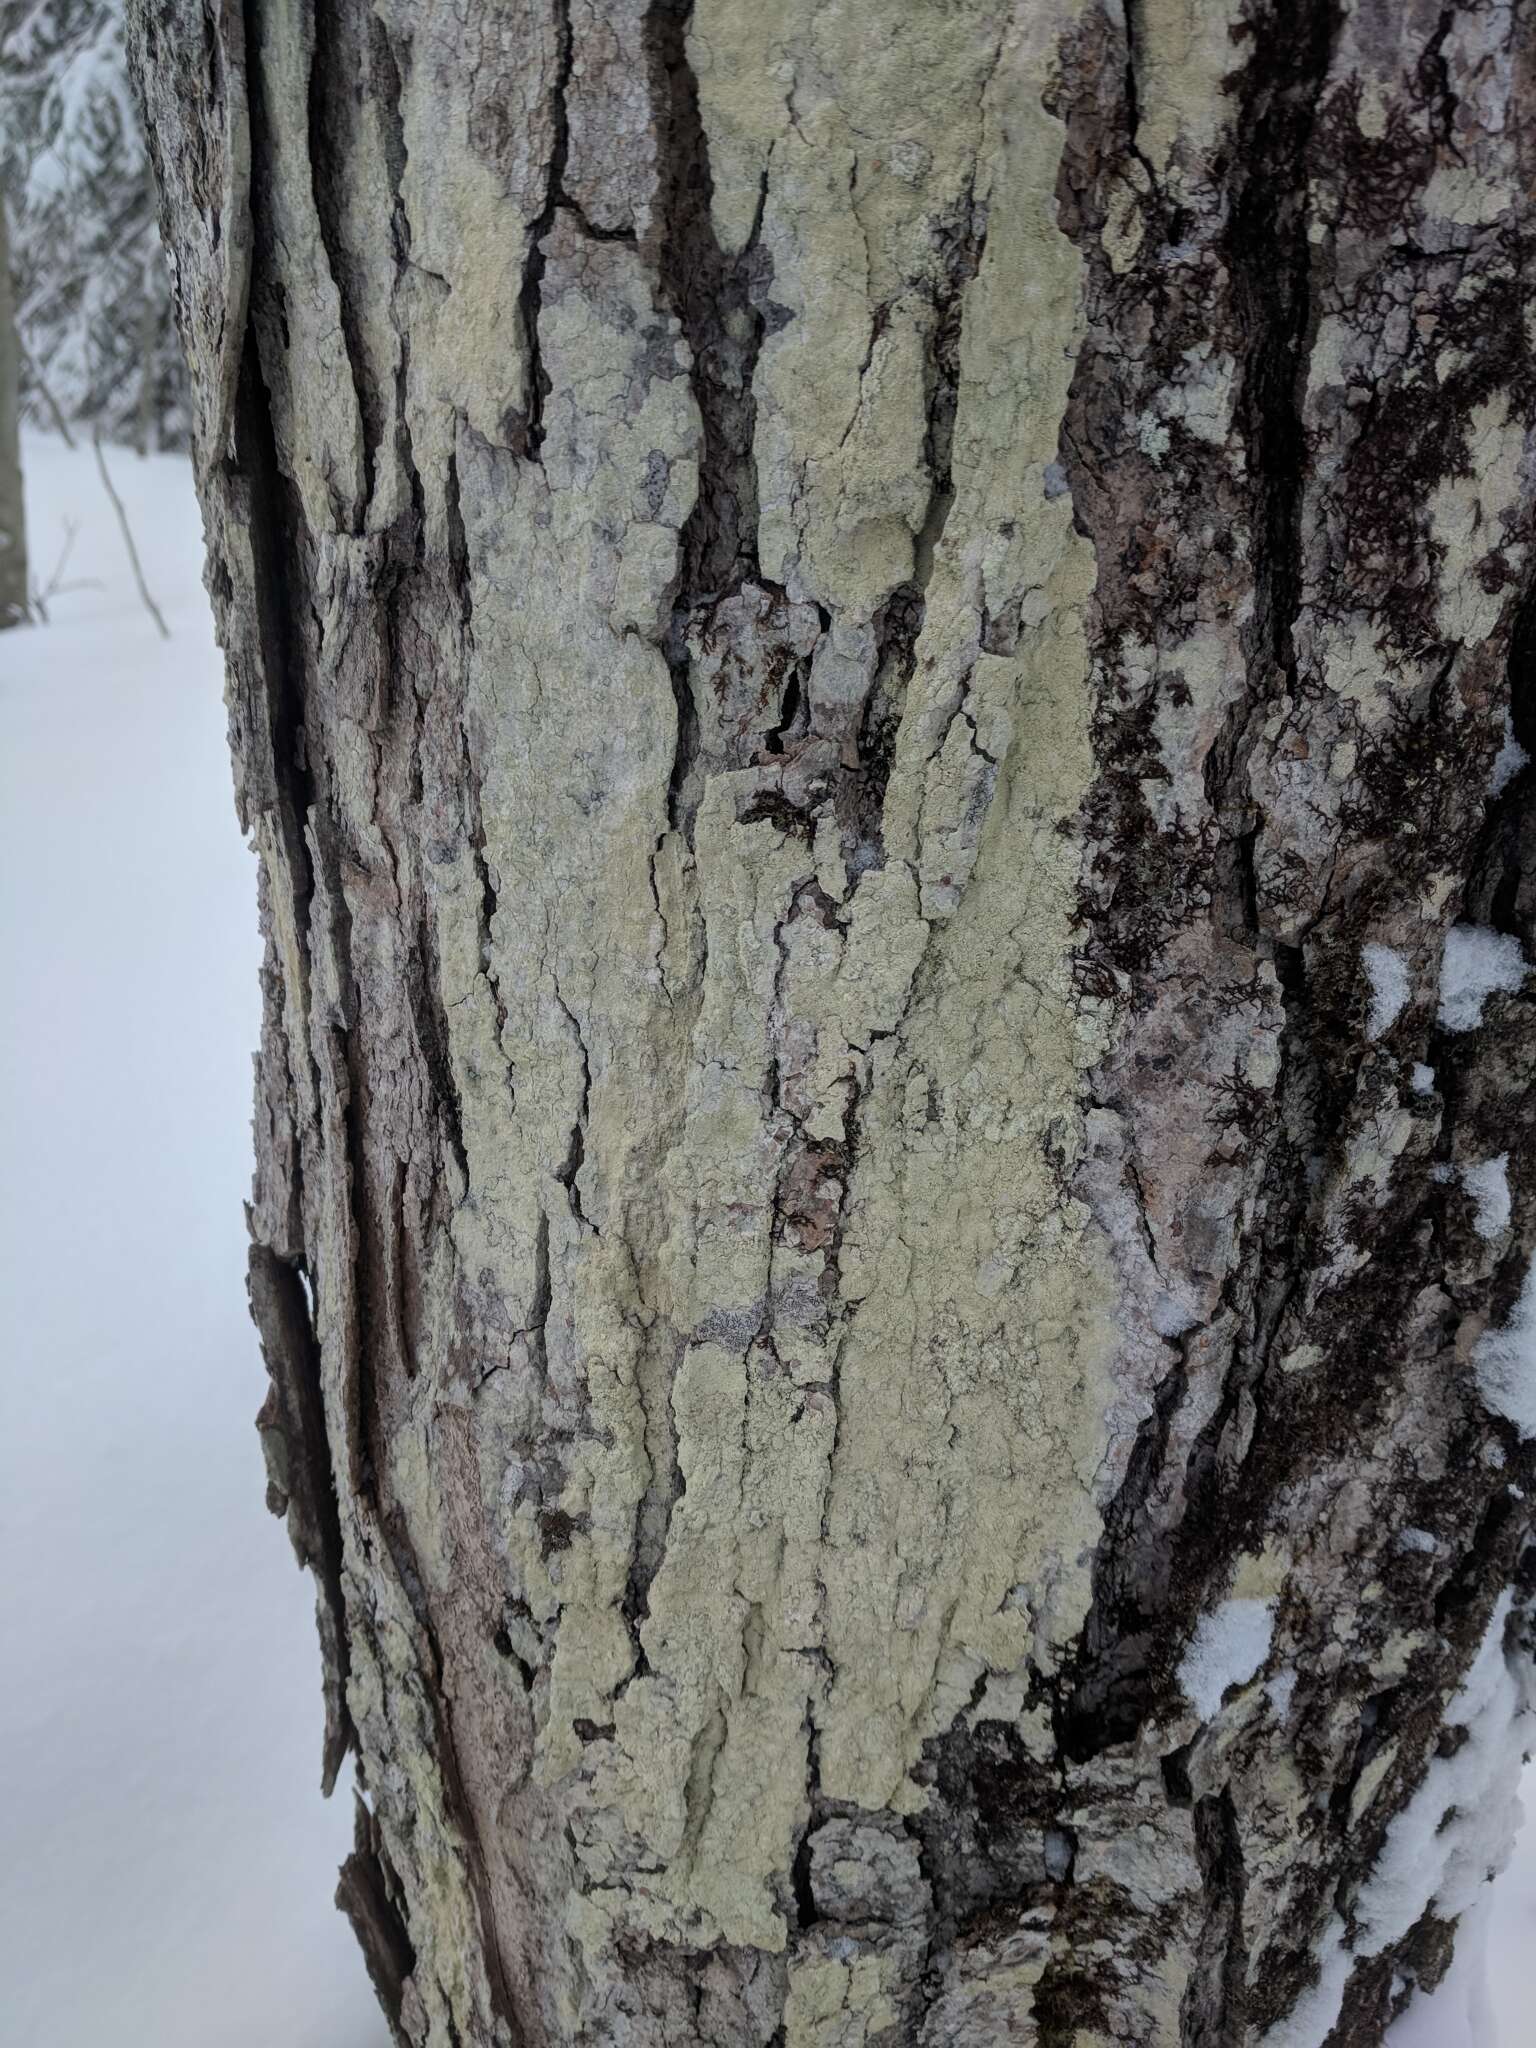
<box><xmin>0</xmin><ymin>190</ymin><xmax>26</xmax><ymax>629</ymax></box>
<box><xmin>132</xmin><ymin>4</ymin><xmax>1536</xmax><ymax>2043</ymax></box>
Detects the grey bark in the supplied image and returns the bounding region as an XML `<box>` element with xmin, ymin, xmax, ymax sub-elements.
<box><xmin>135</xmin><ymin>217</ymin><xmax>160</xmax><ymax>459</ymax></box>
<box><xmin>132</xmin><ymin>4</ymin><xmax>1536</xmax><ymax>2045</ymax></box>
<box><xmin>0</xmin><ymin>186</ymin><xmax>25</xmax><ymax>628</ymax></box>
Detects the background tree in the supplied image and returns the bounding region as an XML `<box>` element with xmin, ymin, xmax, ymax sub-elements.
<box><xmin>132</xmin><ymin>3</ymin><xmax>1536</xmax><ymax>2044</ymax></box>
<box><xmin>3</xmin><ymin>0</ymin><xmax>185</xmax><ymax>449</ymax></box>
<box><xmin>0</xmin><ymin>183</ymin><xmax>26</xmax><ymax>626</ymax></box>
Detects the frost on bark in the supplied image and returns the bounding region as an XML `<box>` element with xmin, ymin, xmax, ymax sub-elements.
<box><xmin>132</xmin><ymin>2</ymin><xmax>1536</xmax><ymax>2043</ymax></box>
<box><xmin>0</xmin><ymin>187</ymin><xmax>25</xmax><ymax>628</ymax></box>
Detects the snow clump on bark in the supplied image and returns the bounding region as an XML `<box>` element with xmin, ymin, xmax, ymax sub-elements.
<box><xmin>1362</xmin><ymin>942</ymin><xmax>1412</xmax><ymax>1039</ymax></box>
<box><xmin>1438</xmin><ymin>925</ymin><xmax>1528</xmax><ymax>1031</ymax></box>
<box><xmin>1264</xmin><ymin>1592</ymin><xmax>1531</xmax><ymax>2046</ymax></box>
<box><xmin>1179</xmin><ymin>1596</ymin><xmax>1276</xmax><ymax>1721</ymax></box>
<box><xmin>1474</xmin><ymin>1259</ymin><xmax>1536</xmax><ymax>1438</ymax></box>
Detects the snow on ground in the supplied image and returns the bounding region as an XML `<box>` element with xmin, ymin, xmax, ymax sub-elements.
<box><xmin>4</xmin><ymin>431</ymin><xmax>1536</xmax><ymax>2046</ymax></box>
<box><xmin>0</xmin><ymin>435</ymin><xmax>381</xmax><ymax>2047</ymax></box>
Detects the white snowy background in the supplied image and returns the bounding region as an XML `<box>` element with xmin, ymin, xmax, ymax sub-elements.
<box><xmin>1</xmin><ymin>436</ymin><xmax>381</xmax><ymax>2046</ymax></box>
<box><xmin>1</xmin><ymin>432</ymin><xmax>1534</xmax><ymax>2044</ymax></box>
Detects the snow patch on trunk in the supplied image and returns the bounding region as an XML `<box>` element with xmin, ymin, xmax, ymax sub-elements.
<box><xmin>1363</xmin><ymin>943</ymin><xmax>1411</xmax><ymax>1039</ymax></box>
<box><xmin>1435</xmin><ymin>1156</ymin><xmax>1514</xmax><ymax>1240</ymax></box>
<box><xmin>1354</xmin><ymin>1590</ymin><xmax>1527</xmax><ymax>1958</ymax></box>
<box><xmin>1438</xmin><ymin>925</ymin><xmax>1528</xmax><ymax>1032</ymax></box>
<box><xmin>1179</xmin><ymin>1597</ymin><xmax>1275</xmax><ymax>1721</ymax></box>
<box><xmin>1388</xmin><ymin>1895</ymin><xmax>1497</xmax><ymax>2048</ymax></box>
<box><xmin>1462</xmin><ymin>1155</ymin><xmax>1513</xmax><ymax>1241</ymax></box>
<box><xmin>1266</xmin><ymin>1592</ymin><xmax>1531</xmax><ymax>2046</ymax></box>
<box><xmin>1473</xmin><ymin>1259</ymin><xmax>1536</xmax><ymax>1439</ymax></box>
<box><xmin>1489</xmin><ymin>714</ymin><xmax>1529</xmax><ymax>797</ymax></box>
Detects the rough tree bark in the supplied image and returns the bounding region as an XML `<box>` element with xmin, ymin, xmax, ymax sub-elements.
<box><xmin>0</xmin><ymin>186</ymin><xmax>26</xmax><ymax>628</ymax></box>
<box><xmin>132</xmin><ymin>3</ymin><xmax>1536</xmax><ymax>2043</ymax></box>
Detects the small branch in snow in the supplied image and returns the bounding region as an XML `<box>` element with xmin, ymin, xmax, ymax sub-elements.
<box><xmin>26</xmin><ymin>517</ymin><xmax>102</xmax><ymax>624</ymax></box>
<box><xmin>92</xmin><ymin>431</ymin><xmax>169</xmax><ymax>639</ymax></box>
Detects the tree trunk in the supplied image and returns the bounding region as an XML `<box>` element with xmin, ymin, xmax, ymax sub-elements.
<box><xmin>136</xmin><ymin>222</ymin><xmax>160</xmax><ymax>459</ymax></box>
<box><xmin>132</xmin><ymin>4</ymin><xmax>1536</xmax><ymax>2043</ymax></box>
<box><xmin>0</xmin><ymin>187</ymin><xmax>26</xmax><ymax>628</ymax></box>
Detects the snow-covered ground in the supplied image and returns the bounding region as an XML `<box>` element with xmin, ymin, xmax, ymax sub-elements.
<box><xmin>2</xmin><ymin>431</ymin><xmax>1535</xmax><ymax>2043</ymax></box>
<box><xmin>0</xmin><ymin>436</ymin><xmax>381</xmax><ymax>2047</ymax></box>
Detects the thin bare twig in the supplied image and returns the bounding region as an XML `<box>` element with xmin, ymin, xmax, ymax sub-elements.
<box><xmin>29</xmin><ymin>516</ymin><xmax>82</xmax><ymax>622</ymax></box>
<box><xmin>16</xmin><ymin>335</ymin><xmax>76</xmax><ymax>448</ymax></box>
<box><xmin>29</xmin><ymin>581</ymin><xmax>102</xmax><ymax>623</ymax></box>
<box><xmin>92</xmin><ymin>430</ymin><xmax>169</xmax><ymax>639</ymax></box>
